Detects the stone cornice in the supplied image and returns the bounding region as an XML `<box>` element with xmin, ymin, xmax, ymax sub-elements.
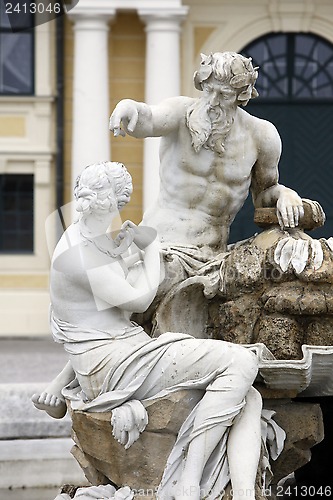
<box><xmin>66</xmin><ymin>0</ymin><xmax>188</xmax><ymax>16</ymax></box>
<box><xmin>138</xmin><ymin>7</ymin><xmax>189</xmax><ymax>22</ymax></box>
<box><xmin>66</xmin><ymin>0</ymin><xmax>116</xmax><ymax>18</ymax></box>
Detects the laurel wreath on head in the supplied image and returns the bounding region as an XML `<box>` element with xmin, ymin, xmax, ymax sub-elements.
<box><xmin>194</xmin><ymin>53</ymin><xmax>259</xmax><ymax>104</ymax></box>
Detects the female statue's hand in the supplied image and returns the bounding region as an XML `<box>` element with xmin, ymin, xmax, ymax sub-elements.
<box><xmin>121</xmin><ymin>221</ymin><xmax>157</xmax><ymax>250</ymax></box>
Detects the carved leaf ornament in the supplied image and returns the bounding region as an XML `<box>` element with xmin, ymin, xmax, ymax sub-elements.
<box><xmin>194</xmin><ymin>52</ymin><xmax>259</xmax><ymax>104</ymax></box>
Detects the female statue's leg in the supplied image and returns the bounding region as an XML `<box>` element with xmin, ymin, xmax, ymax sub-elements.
<box><xmin>227</xmin><ymin>387</ymin><xmax>262</xmax><ymax>500</ymax></box>
<box><xmin>173</xmin><ymin>347</ymin><xmax>259</xmax><ymax>500</ymax></box>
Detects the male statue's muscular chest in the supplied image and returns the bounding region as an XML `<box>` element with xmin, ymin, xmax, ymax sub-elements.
<box><xmin>160</xmin><ymin>122</ymin><xmax>258</xmax><ymax>212</ymax></box>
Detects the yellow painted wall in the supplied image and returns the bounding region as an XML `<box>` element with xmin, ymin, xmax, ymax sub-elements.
<box><xmin>0</xmin><ymin>274</ymin><xmax>49</xmax><ymax>288</ymax></box>
<box><xmin>63</xmin><ymin>12</ymin><xmax>145</xmax><ymax>224</ymax></box>
<box><xmin>0</xmin><ymin>116</ymin><xmax>26</xmax><ymax>137</ymax></box>
<box><xmin>109</xmin><ymin>13</ymin><xmax>145</xmax><ymax>225</ymax></box>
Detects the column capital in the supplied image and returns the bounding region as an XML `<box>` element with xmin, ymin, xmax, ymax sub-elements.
<box><xmin>139</xmin><ymin>7</ymin><xmax>189</xmax><ymax>31</ymax></box>
<box><xmin>67</xmin><ymin>0</ymin><xmax>116</xmax><ymax>22</ymax></box>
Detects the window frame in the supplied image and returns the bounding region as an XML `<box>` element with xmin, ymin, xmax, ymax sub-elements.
<box><xmin>0</xmin><ymin>4</ymin><xmax>35</xmax><ymax>96</ymax></box>
<box><xmin>242</xmin><ymin>33</ymin><xmax>333</xmax><ymax>103</ymax></box>
<box><xmin>0</xmin><ymin>173</ymin><xmax>34</xmax><ymax>254</ymax></box>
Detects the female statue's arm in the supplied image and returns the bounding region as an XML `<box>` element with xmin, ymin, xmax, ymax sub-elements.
<box><xmin>87</xmin><ymin>239</ymin><xmax>160</xmax><ymax>314</ymax></box>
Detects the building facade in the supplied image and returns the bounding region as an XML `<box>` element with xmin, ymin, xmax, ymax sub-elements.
<box><xmin>1</xmin><ymin>0</ymin><xmax>333</xmax><ymax>336</ymax></box>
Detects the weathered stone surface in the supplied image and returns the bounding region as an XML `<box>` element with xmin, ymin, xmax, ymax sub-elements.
<box><xmin>206</xmin><ymin>230</ymin><xmax>333</xmax><ymax>360</ymax></box>
<box><xmin>69</xmin><ymin>395</ymin><xmax>324</xmax><ymax>495</ymax></box>
<box><xmin>209</xmin><ymin>295</ymin><xmax>260</xmax><ymax>344</ymax></box>
<box><xmin>153</xmin><ymin>280</ymin><xmax>210</xmax><ymax>339</ymax></box>
<box><xmin>148</xmin><ymin>226</ymin><xmax>333</xmax><ymax>360</ymax></box>
<box><xmin>299</xmin><ymin>290</ymin><xmax>327</xmax><ymax>315</ymax></box>
<box><xmin>266</xmin><ymin>401</ymin><xmax>324</xmax><ymax>483</ymax></box>
<box><xmin>221</xmin><ymin>242</ymin><xmax>265</xmax><ymax>296</ymax></box>
<box><xmin>71</xmin><ymin>442</ymin><xmax>110</xmax><ymax>486</ymax></box>
<box><xmin>261</xmin><ymin>285</ymin><xmax>304</xmax><ymax>315</ymax></box>
<box><xmin>254</xmin><ymin>202</ymin><xmax>325</xmax><ymax>231</ymax></box>
<box><xmin>297</xmin><ymin>240</ymin><xmax>333</xmax><ymax>284</ymax></box>
<box><xmin>305</xmin><ymin>316</ymin><xmax>333</xmax><ymax>346</ymax></box>
<box><xmin>70</xmin><ymin>391</ymin><xmax>202</xmax><ymax>491</ymax></box>
<box><xmin>261</xmin><ymin>283</ymin><xmax>332</xmax><ymax>316</ymax></box>
<box><xmin>254</xmin><ymin>314</ymin><xmax>304</xmax><ymax>359</ymax></box>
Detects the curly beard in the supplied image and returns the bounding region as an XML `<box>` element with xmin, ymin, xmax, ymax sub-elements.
<box><xmin>185</xmin><ymin>94</ymin><xmax>236</xmax><ymax>156</ymax></box>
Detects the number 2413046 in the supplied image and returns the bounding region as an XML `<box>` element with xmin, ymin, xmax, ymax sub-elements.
<box><xmin>5</xmin><ymin>3</ymin><xmax>62</xmax><ymax>14</ymax></box>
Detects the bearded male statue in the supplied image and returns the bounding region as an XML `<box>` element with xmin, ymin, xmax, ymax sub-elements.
<box><xmin>110</xmin><ymin>51</ymin><xmax>307</xmax><ymax>249</ymax></box>
<box><xmin>110</xmin><ymin>52</ymin><xmax>322</xmax><ymax>323</ymax></box>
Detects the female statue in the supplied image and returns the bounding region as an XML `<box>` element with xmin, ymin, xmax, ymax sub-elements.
<box><xmin>33</xmin><ymin>161</ymin><xmax>262</xmax><ymax>500</ymax></box>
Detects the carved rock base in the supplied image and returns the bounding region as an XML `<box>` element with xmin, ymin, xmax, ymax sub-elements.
<box><xmin>264</xmin><ymin>399</ymin><xmax>324</xmax><ymax>483</ymax></box>
<box><xmin>69</xmin><ymin>390</ymin><xmax>203</xmax><ymax>491</ymax></box>
<box><xmin>68</xmin><ymin>391</ymin><xmax>324</xmax><ymax>498</ymax></box>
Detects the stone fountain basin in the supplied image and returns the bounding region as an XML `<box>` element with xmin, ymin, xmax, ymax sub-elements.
<box><xmin>249</xmin><ymin>343</ymin><xmax>333</xmax><ymax>396</ymax></box>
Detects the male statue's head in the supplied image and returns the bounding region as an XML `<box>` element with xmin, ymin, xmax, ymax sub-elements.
<box><xmin>194</xmin><ymin>51</ymin><xmax>259</xmax><ymax>107</ymax></box>
<box><xmin>74</xmin><ymin>161</ymin><xmax>133</xmax><ymax>216</ymax></box>
<box><xmin>186</xmin><ymin>52</ymin><xmax>259</xmax><ymax>155</ymax></box>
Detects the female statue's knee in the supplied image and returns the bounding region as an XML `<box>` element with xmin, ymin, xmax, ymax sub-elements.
<box><xmin>247</xmin><ymin>386</ymin><xmax>263</xmax><ymax>410</ymax></box>
<box><xmin>231</xmin><ymin>347</ymin><xmax>258</xmax><ymax>383</ymax></box>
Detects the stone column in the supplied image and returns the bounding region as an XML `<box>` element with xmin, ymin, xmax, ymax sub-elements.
<box><xmin>139</xmin><ymin>8</ymin><xmax>188</xmax><ymax>211</ymax></box>
<box><xmin>68</xmin><ymin>9</ymin><xmax>115</xmax><ymax>194</ymax></box>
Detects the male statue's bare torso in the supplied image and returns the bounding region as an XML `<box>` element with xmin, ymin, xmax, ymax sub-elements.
<box><xmin>143</xmin><ymin>104</ymin><xmax>273</xmax><ymax>253</ymax></box>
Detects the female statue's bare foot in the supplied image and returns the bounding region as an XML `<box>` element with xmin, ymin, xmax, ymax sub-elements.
<box><xmin>31</xmin><ymin>391</ymin><xmax>67</xmax><ymax>419</ymax></box>
<box><xmin>31</xmin><ymin>361</ymin><xmax>75</xmax><ymax>419</ymax></box>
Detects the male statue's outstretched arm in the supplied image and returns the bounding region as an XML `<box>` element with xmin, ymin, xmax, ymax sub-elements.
<box><xmin>109</xmin><ymin>97</ymin><xmax>186</xmax><ymax>138</ymax></box>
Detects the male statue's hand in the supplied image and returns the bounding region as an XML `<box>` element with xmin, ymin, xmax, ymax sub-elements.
<box><xmin>276</xmin><ymin>189</ymin><xmax>304</xmax><ymax>229</ymax></box>
<box><xmin>302</xmin><ymin>198</ymin><xmax>326</xmax><ymax>227</ymax></box>
<box><xmin>109</xmin><ymin>99</ymin><xmax>139</xmax><ymax>137</ymax></box>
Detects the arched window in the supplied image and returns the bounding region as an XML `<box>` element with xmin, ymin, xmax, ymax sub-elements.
<box><xmin>243</xmin><ymin>33</ymin><xmax>333</xmax><ymax>100</ymax></box>
<box><xmin>229</xmin><ymin>33</ymin><xmax>333</xmax><ymax>243</ymax></box>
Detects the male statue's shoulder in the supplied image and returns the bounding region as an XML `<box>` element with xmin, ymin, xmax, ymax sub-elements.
<box><xmin>238</xmin><ymin>107</ymin><xmax>279</xmax><ymax>137</ymax></box>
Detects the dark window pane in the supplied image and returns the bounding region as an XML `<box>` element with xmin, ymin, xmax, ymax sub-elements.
<box><xmin>19</xmin><ymin>232</ymin><xmax>33</xmax><ymax>251</ymax></box>
<box><xmin>295</xmin><ymin>35</ymin><xmax>316</xmax><ymax>56</ymax></box>
<box><xmin>0</xmin><ymin>174</ymin><xmax>34</xmax><ymax>253</ymax></box>
<box><xmin>0</xmin><ymin>1</ymin><xmax>34</xmax><ymax>30</ymax></box>
<box><xmin>243</xmin><ymin>34</ymin><xmax>289</xmax><ymax>98</ymax></box>
<box><xmin>0</xmin><ymin>1</ymin><xmax>11</xmax><ymax>28</ymax></box>
<box><xmin>0</xmin><ymin>32</ymin><xmax>33</xmax><ymax>94</ymax></box>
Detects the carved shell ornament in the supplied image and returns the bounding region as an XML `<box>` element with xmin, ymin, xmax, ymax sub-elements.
<box><xmin>194</xmin><ymin>52</ymin><xmax>259</xmax><ymax>105</ymax></box>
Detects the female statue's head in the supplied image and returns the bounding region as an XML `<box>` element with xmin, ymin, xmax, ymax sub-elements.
<box><xmin>74</xmin><ymin>161</ymin><xmax>133</xmax><ymax>215</ymax></box>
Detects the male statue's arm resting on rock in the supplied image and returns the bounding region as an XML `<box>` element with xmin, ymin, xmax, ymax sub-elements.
<box><xmin>250</xmin><ymin>119</ymin><xmax>304</xmax><ymax>229</ymax></box>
